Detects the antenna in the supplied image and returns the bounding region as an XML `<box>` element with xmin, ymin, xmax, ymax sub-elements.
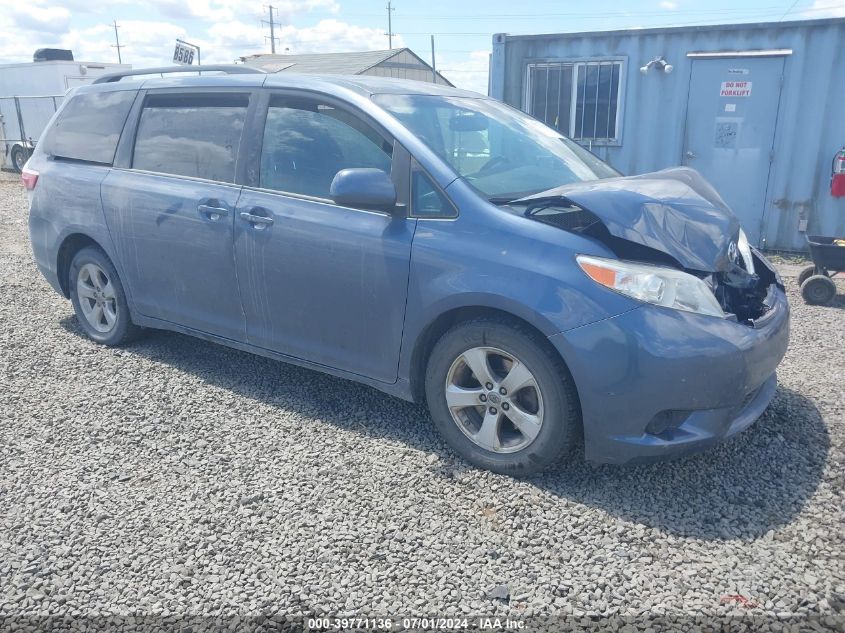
<box><xmin>262</xmin><ymin>5</ymin><xmax>280</xmax><ymax>54</ymax></box>
<box><xmin>111</xmin><ymin>19</ymin><xmax>123</xmax><ymax>64</ymax></box>
<box><xmin>386</xmin><ymin>1</ymin><xmax>395</xmax><ymax>49</ymax></box>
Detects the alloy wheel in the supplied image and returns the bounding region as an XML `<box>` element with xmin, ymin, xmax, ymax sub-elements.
<box><xmin>76</xmin><ymin>263</ymin><xmax>118</xmax><ymax>333</ymax></box>
<box><xmin>444</xmin><ymin>346</ymin><xmax>544</xmax><ymax>453</ymax></box>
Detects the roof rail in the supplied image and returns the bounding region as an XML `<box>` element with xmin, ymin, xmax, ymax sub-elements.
<box><xmin>93</xmin><ymin>65</ymin><xmax>267</xmax><ymax>84</ymax></box>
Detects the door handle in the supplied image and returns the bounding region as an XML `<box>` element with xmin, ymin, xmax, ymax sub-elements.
<box><xmin>685</xmin><ymin>150</ymin><xmax>696</xmax><ymax>159</ymax></box>
<box><xmin>198</xmin><ymin>204</ymin><xmax>229</xmax><ymax>221</ymax></box>
<box><xmin>240</xmin><ymin>211</ymin><xmax>274</xmax><ymax>228</ymax></box>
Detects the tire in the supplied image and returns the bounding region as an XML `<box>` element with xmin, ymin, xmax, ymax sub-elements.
<box><xmin>800</xmin><ymin>274</ymin><xmax>836</xmax><ymax>306</ymax></box>
<box><xmin>797</xmin><ymin>264</ymin><xmax>817</xmax><ymax>287</ymax></box>
<box><xmin>425</xmin><ymin>317</ymin><xmax>580</xmax><ymax>476</ymax></box>
<box><xmin>68</xmin><ymin>246</ymin><xmax>141</xmax><ymax>346</ymax></box>
<box><xmin>10</xmin><ymin>145</ymin><xmax>27</xmax><ymax>173</ymax></box>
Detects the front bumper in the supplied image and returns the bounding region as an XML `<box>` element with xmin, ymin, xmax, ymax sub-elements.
<box><xmin>549</xmin><ymin>281</ymin><xmax>790</xmax><ymax>465</ymax></box>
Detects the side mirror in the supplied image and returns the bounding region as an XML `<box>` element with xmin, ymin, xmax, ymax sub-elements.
<box><xmin>330</xmin><ymin>168</ymin><xmax>397</xmax><ymax>212</ymax></box>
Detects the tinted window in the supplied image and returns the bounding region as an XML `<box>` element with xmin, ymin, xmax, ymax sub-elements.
<box><xmin>260</xmin><ymin>99</ymin><xmax>392</xmax><ymax>198</ymax></box>
<box><xmin>42</xmin><ymin>90</ymin><xmax>135</xmax><ymax>164</ymax></box>
<box><xmin>412</xmin><ymin>170</ymin><xmax>456</xmax><ymax>218</ymax></box>
<box><xmin>133</xmin><ymin>94</ymin><xmax>248</xmax><ymax>182</ymax></box>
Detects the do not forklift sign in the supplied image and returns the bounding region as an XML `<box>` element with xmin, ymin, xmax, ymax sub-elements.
<box><xmin>720</xmin><ymin>80</ymin><xmax>752</xmax><ymax>97</ymax></box>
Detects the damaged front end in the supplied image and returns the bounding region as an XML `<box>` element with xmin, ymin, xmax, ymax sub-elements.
<box><xmin>512</xmin><ymin>167</ymin><xmax>781</xmax><ymax>325</ymax></box>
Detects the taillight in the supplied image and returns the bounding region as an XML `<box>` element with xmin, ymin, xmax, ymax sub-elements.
<box><xmin>21</xmin><ymin>168</ymin><xmax>38</xmax><ymax>191</ymax></box>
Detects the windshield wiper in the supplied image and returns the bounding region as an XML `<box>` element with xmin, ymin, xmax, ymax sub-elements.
<box><xmin>487</xmin><ymin>196</ymin><xmax>517</xmax><ymax>205</ymax></box>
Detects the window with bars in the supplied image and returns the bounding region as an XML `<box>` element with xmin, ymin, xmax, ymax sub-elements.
<box><xmin>526</xmin><ymin>60</ymin><xmax>623</xmax><ymax>145</ymax></box>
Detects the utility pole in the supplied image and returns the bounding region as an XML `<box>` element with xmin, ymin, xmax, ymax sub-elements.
<box><xmin>386</xmin><ymin>1</ymin><xmax>394</xmax><ymax>49</ymax></box>
<box><xmin>111</xmin><ymin>19</ymin><xmax>123</xmax><ymax>64</ymax></box>
<box><xmin>262</xmin><ymin>5</ymin><xmax>279</xmax><ymax>54</ymax></box>
<box><xmin>430</xmin><ymin>35</ymin><xmax>436</xmax><ymax>83</ymax></box>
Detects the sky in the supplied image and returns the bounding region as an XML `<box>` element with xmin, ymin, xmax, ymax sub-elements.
<box><xmin>0</xmin><ymin>0</ymin><xmax>843</xmax><ymax>94</ymax></box>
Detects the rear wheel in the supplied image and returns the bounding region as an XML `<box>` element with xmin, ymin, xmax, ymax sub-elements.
<box><xmin>425</xmin><ymin>317</ymin><xmax>580</xmax><ymax>476</ymax></box>
<box><xmin>797</xmin><ymin>264</ymin><xmax>817</xmax><ymax>287</ymax></box>
<box><xmin>69</xmin><ymin>247</ymin><xmax>141</xmax><ymax>345</ymax></box>
<box><xmin>801</xmin><ymin>274</ymin><xmax>836</xmax><ymax>306</ymax></box>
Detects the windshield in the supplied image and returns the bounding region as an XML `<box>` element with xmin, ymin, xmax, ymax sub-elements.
<box><xmin>373</xmin><ymin>94</ymin><xmax>620</xmax><ymax>201</ymax></box>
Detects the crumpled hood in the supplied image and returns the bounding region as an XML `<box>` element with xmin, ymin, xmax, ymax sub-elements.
<box><xmin>516</xmin><ymin>167</ymin><xmax>741</xmax><ymax>273</ymax></box>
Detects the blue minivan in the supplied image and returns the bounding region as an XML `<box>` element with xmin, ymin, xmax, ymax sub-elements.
<box><xmin>25</xmin><ymin>66</ymin><xmax>789</xmax><ymax>475</ymax></box>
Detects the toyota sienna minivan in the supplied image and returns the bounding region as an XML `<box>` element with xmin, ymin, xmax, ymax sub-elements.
<box><xmin>24</xmin><ymin>66</ymin><xmax>789</xmax><ymax>475</ymax></box>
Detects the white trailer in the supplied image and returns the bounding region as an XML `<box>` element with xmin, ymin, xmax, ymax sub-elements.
<box><xmin>0</xmin><ymin>58</ymin><xmax>130</xmax><ymax>171</ymax></box>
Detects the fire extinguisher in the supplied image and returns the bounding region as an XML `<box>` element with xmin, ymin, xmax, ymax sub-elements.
<box><xmin>832</xmin><ymin>147</ymin><xmax>845</xmax><ymax>197</ymax></box>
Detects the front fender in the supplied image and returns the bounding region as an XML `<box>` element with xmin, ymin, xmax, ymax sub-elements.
<box><xmin>398</xmin><ymin>207</ymin><xmax>640</xmax><ymax>383</ymax></box>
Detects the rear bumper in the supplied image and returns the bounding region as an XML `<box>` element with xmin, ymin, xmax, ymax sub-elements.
<box><xmin>549</xmin><ymin>283</ymin><xmax>790</xmax><ymax>465</ymax></box>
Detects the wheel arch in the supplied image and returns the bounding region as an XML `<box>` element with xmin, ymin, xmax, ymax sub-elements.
<box><xmin>408</xmin><ymin>305</ymin><xmax>581</xmax><ymax>410</ymax></box>
<box><xmin>56</xmin><ymin>233</ymin><xmax>106</xmax><ymax>298</ymax></box>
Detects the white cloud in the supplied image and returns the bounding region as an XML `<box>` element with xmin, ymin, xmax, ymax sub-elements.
<box><xmin>63</xmin><ymin>21</ymin><xmax>189</xmax><ymax>66</ymax></box>
<box><xmin>438</xmin><ymin>50</ymin><xmax>489</xmax><ymax>95</ymax></box>
<box><xmin>136</xmin><ymin>0</ymin><xmax>337</xmax><ymax>24</ymax></box>
<box><xmin>9</xmin><ymin>5</ymin><xmax>71</xmax><ymax>33</ymax></box>
<box><xmin>660</xmin><ymin>1</ymin><xmax>679</xmax><ymax>10</ymax></box>
<box><xmin>804</xmin><ymin>0</ymin><xmax>845</xmax><ymax>17</ymax></box>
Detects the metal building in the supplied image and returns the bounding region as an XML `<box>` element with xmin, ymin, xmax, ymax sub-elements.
<box><xmin>240</xmin><ymin>48</ymin><xmax>453</xmax><ymax>86</ymax></box>
<box><xmin>489</xmin><ymin>18</ymin><xmax>845</xmax><ymax>251</ymax></box>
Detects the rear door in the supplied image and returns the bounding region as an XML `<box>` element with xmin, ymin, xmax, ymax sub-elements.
<box><xmin>102</xmin><ymin>90</ymin><xmax>252</xmax><ymax>341</ymax></box>
<box><xmin>234</xmin><ymin>91</ymin><xmax>415</xmax><ymax>382</ymax></box>
<box><xmin>683</xmin><ymin>57</ymin><xmax>784</xmax><ymax>244</ymax></box>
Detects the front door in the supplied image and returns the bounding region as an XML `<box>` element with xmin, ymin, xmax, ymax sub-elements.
<box><xmin>683</xmin><ymin>56</ymin><xmax>784</xmax><ymax>244</ymax></box>
<box><xmin>234</xmin><ymin>93</ymin><xmax>415</xmax><ymax>383</ymax></box>
<box><xmin>102</xmin><ymin>91</ymin><xmax>251</xmax><ymax>340</ymax></box>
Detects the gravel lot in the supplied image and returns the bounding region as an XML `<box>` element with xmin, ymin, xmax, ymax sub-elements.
<box><xmin>1</xmin><ymin>171</ymin><xmax>844</xmax><ymax>631</ymax></box>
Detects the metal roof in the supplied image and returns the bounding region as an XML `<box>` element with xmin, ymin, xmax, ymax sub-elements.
<box><xmin>495</xmin><ymin>16</ymin><xmax>845</xmax><ymax>42</ymax></box>
<box><xmin>241</xmin><ymin>49</ymin><xmax>402</xmax><ymax>75</ymax></box>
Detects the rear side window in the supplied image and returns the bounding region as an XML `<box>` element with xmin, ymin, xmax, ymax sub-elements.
<box><xmin>132</xmin><ymin>93</ymin><xmax>248</xmax><ymax>183</ymax></box>
<box><xmin>260</xmin><ymin>98</ymin><xmax>392</xmax><ymax>198</ymax></box>
<box><xmin>42</xmin><ymin>90</ymin><xmax>135</xmax><ymax>164</ymax></box>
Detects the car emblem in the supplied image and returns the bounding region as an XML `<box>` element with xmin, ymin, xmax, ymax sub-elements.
<box><xmin>728</xmin><ymin>240</ymin><xmax>739</xmax><ymax>262</ymax></box>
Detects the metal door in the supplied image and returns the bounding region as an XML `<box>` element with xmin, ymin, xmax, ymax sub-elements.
<box><xmin>101</xmin><ymin>171</ymin><xmax>246</xmax><ymax>341</ymax></box>
<box><xmin>234</xmin><ymin>189</ymin><xmax>415</xmax><ymax>383</ymax></box>
<box><xmin>683</xmin><ymin>56</ymin><xmax>784</xmax><ymax>244</ymax></box>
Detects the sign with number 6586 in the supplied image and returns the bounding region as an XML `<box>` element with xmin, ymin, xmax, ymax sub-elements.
<box><xmin>173</xmin><ymin>42</ymin><xmax>195</xmax><ymax>65</ymax></box>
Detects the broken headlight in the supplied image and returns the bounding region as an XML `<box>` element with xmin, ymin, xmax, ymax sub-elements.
<box><xmin>576</xmin><ymin>255</ymin><xmax>726</xmax><ymax>318</ymax></box>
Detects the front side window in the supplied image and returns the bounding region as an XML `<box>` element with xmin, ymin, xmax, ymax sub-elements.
<box><xmin>260</xmin><ymin>98</ymin><xmax>393</xmax><ymax>199</ymax></box>
<box><xmin>132</xmin><ymin>93</ymin><xmax>248</xmax><ymax>182</ymax></box>
<box><xmin>374</xmin><ymin>93</ymin><xmax>619</xmax><ymax>202</ymax></box>
<box><xmin>526</xmin><ymin>61</ymin><xmax>622</xmax><ymax>144</ymax></box>
<box><xmin>412</xmin><ymin>168</ymin><xmax>456</xmax><ymax>218</ymax></box>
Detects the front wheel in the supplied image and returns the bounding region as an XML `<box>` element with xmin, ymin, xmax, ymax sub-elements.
<box><xmin>69</xmin><ymin>247</ymin><xmax>141</xmax><ymax>346</ymax></box>
<box><xmin>425</xmin><ymin>317</ymin><xmax>580</xmax><ymax>476</ymax></box>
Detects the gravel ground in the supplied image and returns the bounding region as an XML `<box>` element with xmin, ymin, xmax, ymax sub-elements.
<box><xmin>1</xmin><ymin>171</ymin><xmax>844</xmax><ymax>632</ymax></box>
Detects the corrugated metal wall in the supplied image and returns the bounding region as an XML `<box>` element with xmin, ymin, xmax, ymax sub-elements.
<box><xmin>363</xmin><ymin>50</ymin><xmax>453</xmax><ymax>86</ymax></box>
<box><xmin>490</xmin><ymin>19</ymin><xmax>845</xmax><ymax>251</ymax></box>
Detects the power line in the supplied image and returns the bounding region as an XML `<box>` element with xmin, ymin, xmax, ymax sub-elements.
<box><xmin>262</xmin><ymin>5</ymin><xmax>279</xmax><ymax>54</ymax></box>
<box><xmin>111</xmin><ymin>19</ymin><xmax>123</xmax><ymax>64</ymax></box>
<box><xmin>386</xmin><ymin>1</ymin><xmax>395</xmax><ymax>49</ymax></box>
<box><xmin>779</xmin><ymin>0</ymin><xmax>803</xmax><ymax>21</ymax></box>
<box><xmin>395</xmin><ymin>7</ymin><xmax>821</xmax><ymax>36</ymax></box>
